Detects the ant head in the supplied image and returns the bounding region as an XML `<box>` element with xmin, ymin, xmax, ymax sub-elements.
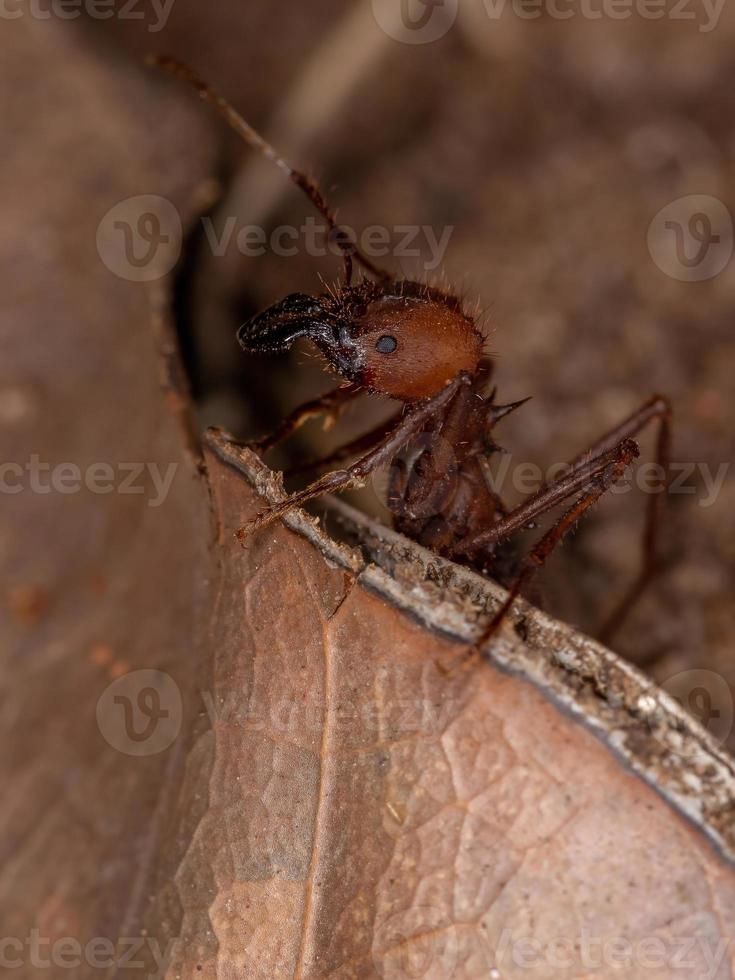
<box><xmin>239</xmin><ymin>281</ymin><xmax>484</xmax><ymax>401</ymax></box>
<box><xmin>150</xmin><ymin>60</ymin><xmax>483</xmax><ymax>399</ymax></box>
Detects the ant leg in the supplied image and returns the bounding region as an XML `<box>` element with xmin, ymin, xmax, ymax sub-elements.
<box><xmin>251</xmin><ymin>383</ymin><xmax>362</xmax><ymax>454</ymax></box>
<box><xmin>469</xmin><ymin>439</ymin><xmax>639</xmax><ymax>655</ymax></box>
<box><xmin>285</xmin><ymin>411</ymin><xmax>403</xmax><ymax>476</ymax></box>
<box><xmin>452</xmin><ymin>441</ymin><xmax>642</xmax><ymax>558</ymax></box>
<box><xmin>564</xmin><ymin>396</ymin><xmax>672</xmax><ymax>642</ymax></box>
<box><xmin>567</xmin><ymin>394</ymin><xmax>671</xmax><ymax>471</ymax></box>
<box><xmin>236</xmin><ymin>374</ymin><xmax>470</xmax><ymax>541</ymax></box>
<box><xmin>149</xmin><ymin>57</ymin><xmax>390</xmax><ymax>285</ymax></box>
<box><xmin>455</xmin><ymin>395</ymin><xmax>672</xmax><ymax>641</ymax></box>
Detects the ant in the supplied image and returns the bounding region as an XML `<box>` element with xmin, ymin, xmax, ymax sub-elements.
<box><xmin>151</xmin><ymin>57</ymin><xmax>672</xmax><ymax>649</ymax></box>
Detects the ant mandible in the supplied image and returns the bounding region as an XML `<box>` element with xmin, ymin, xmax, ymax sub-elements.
<box><xmin>151</xmin><ymin>57</ymin><xmax>672</xmax><ymax>648</ymax></box>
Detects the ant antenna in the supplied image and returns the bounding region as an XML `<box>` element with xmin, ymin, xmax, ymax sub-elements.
<box><xmin>148</xmin><ymin>56</ymin><xmax>390</xmax><ymax>286</ymax></box>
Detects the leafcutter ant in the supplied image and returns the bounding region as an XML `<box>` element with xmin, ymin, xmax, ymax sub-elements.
<box><xmin>151</xmin><ymin>57</ymin><xmax>672</xmax><ymax>648</ymax></box>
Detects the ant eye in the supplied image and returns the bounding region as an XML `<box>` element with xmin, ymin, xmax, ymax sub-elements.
<box><xmin>376</xmin><ymin>335</ymin><xmax>397</xmax><ymax>354</ymax></box>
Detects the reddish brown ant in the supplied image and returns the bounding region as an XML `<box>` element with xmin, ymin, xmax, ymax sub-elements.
<box><xmin>151</xmin><ymin>57</ymin><xmax>672</xmax><ymax>647</ymax></box>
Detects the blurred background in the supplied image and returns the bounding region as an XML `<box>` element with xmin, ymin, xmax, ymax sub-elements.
<box><xmin>4</xmin><ymin>0</ymin><xmax>735</xmax><ymax>730</ymax></box>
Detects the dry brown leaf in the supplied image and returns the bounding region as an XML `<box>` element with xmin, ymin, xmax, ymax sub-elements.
<box><xmin>181</xmin><ymin>435</ymin><xmax>735</xmax><ymax>978</ymax></box>
<box><xmin>2</xmin><ymin>16</ymin><xmax>734</xmax><ymax>980</ymax></box>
